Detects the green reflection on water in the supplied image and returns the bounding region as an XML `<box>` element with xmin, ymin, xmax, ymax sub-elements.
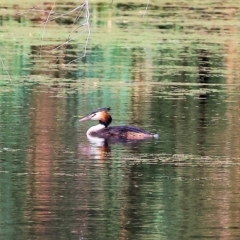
<box><xmin>0</xmin><ymin>0</ymin><xmax>239</xmax><ymax>240</ymax></box>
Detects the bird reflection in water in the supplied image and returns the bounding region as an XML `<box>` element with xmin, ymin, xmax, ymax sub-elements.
<box><xmin>79</xmin><ymin>135</ymin><xmax>110</xmax><ymax>160</ymax></box>
<box><xmin>79</xmin><ymin>133</ymin><xmax>155</xmax><ymax>160</ymax></box>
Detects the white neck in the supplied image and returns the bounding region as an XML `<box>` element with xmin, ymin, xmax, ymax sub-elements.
<box><xmin>86</xmin><ymin>123</ymin><xmax>105</xmax><ymax>136</ymax></box>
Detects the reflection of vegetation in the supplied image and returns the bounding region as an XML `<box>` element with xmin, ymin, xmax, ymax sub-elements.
<box><xmin>0</xmin><ymin>86</ymin><xmax>31</xmax><ymax>238</ymax></box>
<box><xmin>0</xmin><ymin>0</ymin><xmax>237</xmax><ymax>80</ymax></box>
<box><xmin>0</xmin><ymin>1</ymin><xmax>239</xmax><ymax>239</ymax></box>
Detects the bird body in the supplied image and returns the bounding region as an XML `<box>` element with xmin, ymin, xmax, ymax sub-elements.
<box><xmin>80</xmin><ymin>107</ymin><xmax>158</xmax><ymax>140</ymax></box>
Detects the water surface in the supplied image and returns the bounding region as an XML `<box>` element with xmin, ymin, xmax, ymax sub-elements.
<box><xmin>0</xmin><ymin>0</ymin><xmax>240</xmax><ymax>239</ymax></box>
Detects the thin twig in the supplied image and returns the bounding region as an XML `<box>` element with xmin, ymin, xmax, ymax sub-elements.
<box><xmin>65</xmin><ymin>0</ymin><xmax>90</xmax><ymax>65</ymax></box>
<box><xmin>51</xmin><ymin>25</ymin><xmax>87</xmax><ymax>52</ymax></box>
<box><xmin>68</xmin><ymin>4</ymin><xmax>87</xmax><ymax>37</ymax></box>
<box><xmin>17</xmin><ymin>1</ymin><xmax>58</xmax><ymax>18</ymax></box>
<box><xmin>39</xmin><ymin>3</ymin><xmax>85</xmax><ymax>24</ymax></box>
<box><xmin>50</xmin><ymin>2</ymin><xmax>88</xmax><ymax>65</ymax></box>
<box><xmin>0</xmin><ymin>56</ymin><xmax>12</xmax><ymax>82</ymax></box>
<box><xmin>52</xmin><ymin>6</ymin><xmax>87</xmax><ymax>64</ymax></box>
<box><xmin>143</xmin><ymin>0</ymin><xmax>150</xmax><ymax>17</ymax></box>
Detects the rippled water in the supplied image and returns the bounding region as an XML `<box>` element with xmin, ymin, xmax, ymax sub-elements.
<box><xmin>0</xmin><ymin>0</ymin><xmax>240</xmax><ymax>239</ymax></box>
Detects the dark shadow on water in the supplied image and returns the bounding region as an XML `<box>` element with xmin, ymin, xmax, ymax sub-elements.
<box><xmin>198</xmin><ymin>49</ymin><xmax>210</xmax><ymax>155</ymax></box>
<box><xmin>198</xmin><ymin>49</ymin><xmax>210</xmax><ymax>86</ymax></box>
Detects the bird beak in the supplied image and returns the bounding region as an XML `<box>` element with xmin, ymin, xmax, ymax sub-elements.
<box><xmin>79</xmin><ymin>115</ymin><xmax>91</xmax><ymax>122</ymax></box>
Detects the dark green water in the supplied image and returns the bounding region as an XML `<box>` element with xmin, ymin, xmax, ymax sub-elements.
<box><xmin>0</xmin><ymin>1</ymin><xmax>240</xmax><ymax>239</ymax></box>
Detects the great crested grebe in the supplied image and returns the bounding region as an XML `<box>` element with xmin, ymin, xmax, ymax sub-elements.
<box><xmin>79</xmin><ymin>107</ymin><xmax>158</xmax><ymax>139</ymax></box>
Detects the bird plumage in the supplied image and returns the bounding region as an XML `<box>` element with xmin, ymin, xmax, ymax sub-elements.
<box><xmin>80</xmin><ymin>107</ymin><xmax>158</xmax><ymax>139</ymax></box>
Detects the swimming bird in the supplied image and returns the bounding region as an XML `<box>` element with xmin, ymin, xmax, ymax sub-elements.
<box><xmin>79</xmin><ymin>107</ymin><xmax>158</xmax><ymax>140</ymax></box>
